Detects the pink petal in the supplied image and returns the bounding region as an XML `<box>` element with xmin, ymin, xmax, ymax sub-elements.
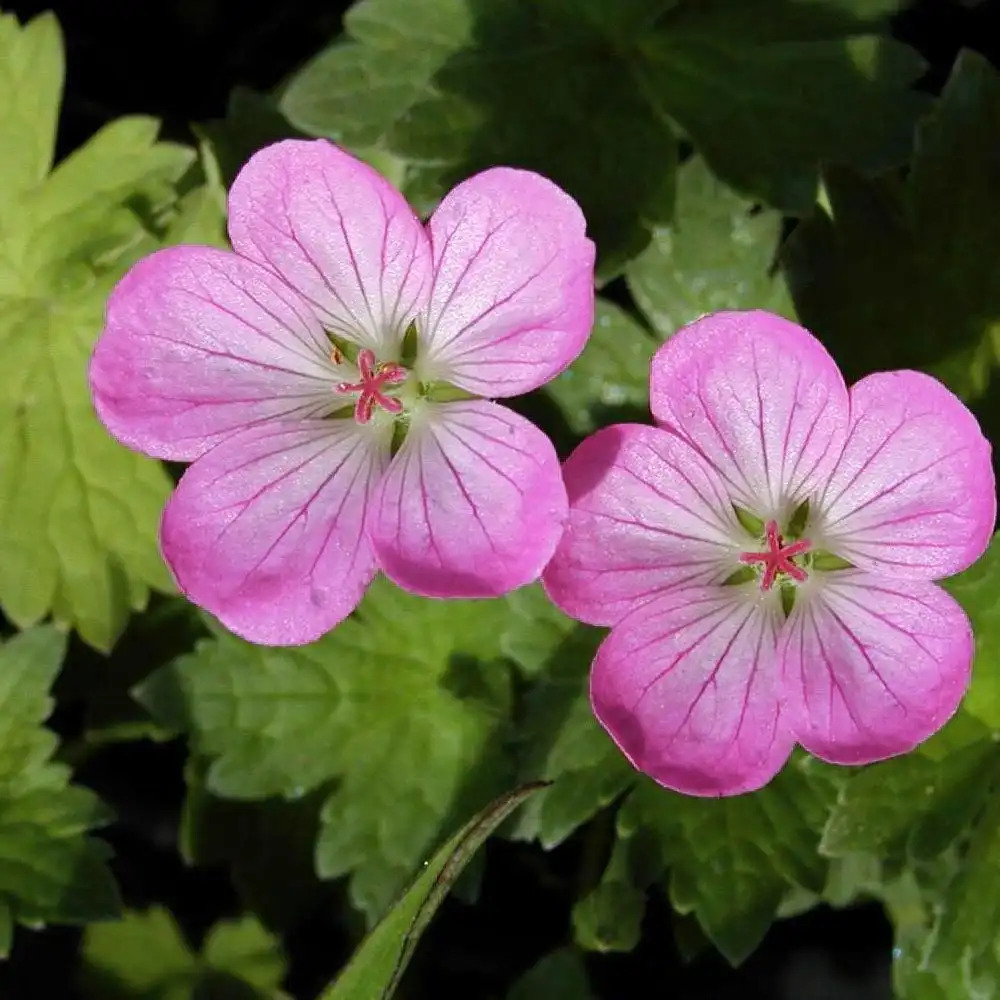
<box><xmin>91</xmin><ymin>246</ymin><xmax>337</xmax><ymax>461</ymax></box>
<box><xmin>542</xmin><ymin>424</ymin><xmax>742</xmax><ymax>627</ymax></box>
<box><xmin>649</xmin><ymin>311</ymin><xmax>849</xmax><ymax>517</ymax></box>
<box><xmin>417</xmin><ymin>168</ymin><xmax>595</xmax><ymax>397</ymax></box>
<box><xmin>814</xmin><ymin>371</ymin><xmax>995</xmax><ymax>579</ymax></box>
<box><xmin>369</xmin><ymin>400</ymin><xmax>566</xmax><ymax>597</ymax></box>
<box><xmin>227</xmin><ymin>139</ymin><xmax>432</xmax><ymax>355</ymax></box>
<box><xmin>782</xmin><ymin>572</ymin><xmax>972</xmax><ymax>764</ymax></box>
<box><xmin>592</xmin><ymin>587</ymin><xmax>794</xmax><ymax>797</ymax></box>
<box><xmin>161</xmin><ymin>418</ymin><xmax>390</xmax><ymax>645</ymax></box>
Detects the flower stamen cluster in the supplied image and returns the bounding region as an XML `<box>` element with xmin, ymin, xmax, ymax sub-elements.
<box><xmin>335</xmin><ymin>348</ymin><xmax>408</xmax><ymax>424</ymax></box>
<box><xmin>739</xmin><ymin>519</ymin><xmax>811</xmax><ymax>590</ymax></box>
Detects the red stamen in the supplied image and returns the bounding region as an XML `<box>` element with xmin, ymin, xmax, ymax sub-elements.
<box><xmin>335</xmin><ymin>348</ymin><xmax>408</xmax><ymax>424</ymax></box>
<box><xmin>739</xmin><ymin>520</ymin><xmax>811</xmax><ymax>591</ymax></box>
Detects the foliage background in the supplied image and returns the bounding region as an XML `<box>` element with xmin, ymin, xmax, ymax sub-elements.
<box><xmin>0</xmin><ymin>0</ymin><xmax>999</xmax><ymax>997</ymax></box>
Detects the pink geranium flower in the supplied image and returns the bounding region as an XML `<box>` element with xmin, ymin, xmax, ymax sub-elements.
<box><xmin>543</xmin><ymin>311</ymin><xmax>995</xmax><ymax>796</ymax></box>
<box><xmin>90</xmin><ymin>140</ymin><xmax>595</xmax><ymax>645</ymax></box>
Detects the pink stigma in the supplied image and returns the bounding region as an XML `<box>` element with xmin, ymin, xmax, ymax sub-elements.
<box><xmin>739</xmin><ymin>520</ymin><xmax>811</xmax><ymax>591</ymax></box>
<box><xmin>335</xmin><ymin>348</ymin><xmax>408</xmax><ymax>424</ymax></box>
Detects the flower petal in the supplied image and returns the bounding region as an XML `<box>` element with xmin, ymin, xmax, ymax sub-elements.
<box><xmin>782</xmin><ymin>572</ymin><xmax>971</xmax><ymax>764</ymax></box>
<box><xmin>161</xmin><ymin>418</ymin><xmax>390</xmax><ymax>645</ymax></box>
<box><xmin>592</xmin><ymin>587</ymin><xmax>793</xmax><ymax>796</ymax></box>
<box><xmin>542</xmin><ymin>424</ymin><xmax>742</xmax><ymax>627</ymax></box>
<box><xmin>91</xmin><ymin>245</ymin><xmax>337</xmax><ymax>461</ymax></box>
<box><xmin>417</xmin><ymin>168</ymin><xmax>595</xmax><ymax>397</ymax></box>
<box><xmin>227</xmin><ymin>139</ymin><xmax>432</xmax><ymax>354</ymax></box>
<box><xmin>649</xmin><ymin>311</ymin><xmax>849</xmax><ymax>517</ymax></box>
<box><xmin>814</xmin><ymin>371</ymin><xmax>995</xmax><ymax>579</ymax></box>
<box><xmin>369</xmin><ymin>400</ymin><xmax>566</xmax><ymax>597</ymax></box>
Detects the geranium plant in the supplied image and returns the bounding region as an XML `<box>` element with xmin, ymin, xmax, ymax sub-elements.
<box><xmin>1</xmin><ymin>2</ymin><xmax>999</xmax><ymax>999</ymax></box>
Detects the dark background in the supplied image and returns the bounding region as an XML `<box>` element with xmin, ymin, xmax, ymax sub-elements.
<box><xmin>2</xmin><ymin>1</ymin><xmax>998</xmax><ymax>997</ymax></box>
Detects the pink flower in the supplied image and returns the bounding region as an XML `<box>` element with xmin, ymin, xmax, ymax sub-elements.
<box><xmin>543</xmin><ymin>311</ymin><xmax>995</xmax><ymax>796</ymax></box>
<box><xmin>90</xmin><ymin>140</ymin><xmax>595</xmax><ymax>645</ymax></box>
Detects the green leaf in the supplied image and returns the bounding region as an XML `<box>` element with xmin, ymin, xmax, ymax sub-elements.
<box><xmin>507</xmin><ymin>948</ymin><xmax>597</xmax><ymax>1000</ymax></box>
<box><xmin>505</xmin><ymin>595</ymin><xmax>633</xmax><ymax>849</ymax></box>
<box><xmin>500</xmin><ymin>583</ymin><xmax>583</xmax><ymax>680</ymax></box>
<box><xmin>573</xmin><ymin>880</ymin><xmax>645</xmax><ymax>953</ymax></box>
<box><xmin>164</xmin><ymin>169</ymin><xmax>228</xmax><ymax>249</ymax></box>
<box><xmin>320</xmin><ymin>783</ymin><xmax>545</xmax><ymax>1000</ymax></box>
<box><xmin>944</xmin><ymin>534</ymin><xmax>1000</xmax><ymax>729</ymax></box>
<box><xmin>278</xmin><ymin>0</ymin><xmax>467</xmax><ymax>149</ymax></box>
<box><xmin>882</xmin><ymin>794</ymin><xmax>1000</xmax><ymax>1000</ymax></box>
<box><xmin>783</xmin><ymin>51</ymin><xmax>1000</xmax><ymax>401</ymax></box>
<box><xmin>137</xmin><ymin>578</ymin><xmax>517</xmax><ymax>921</ymax></box>
<box><xmin>0</xmin><ymin>11</ymin><xmax>63</xmax><ymax>210</ymax></box>
<box><xmin>79</xmin><ymin>908</ymin><xmax>287</xmax><ymax>1000</ymax></box>
<box><xmin>80</xmin><ymin>908</ymin><xmax>193</xmax><ymax>1000</ymax></box>
<box><xmin>627</xmin><ymin>157</ymin><xmax>795</xmax><ymax>339</ymax></box>
<box><xmin>544</xmin><ymin>299</ymin><xmax>655</xmax><ymax>434</ymax></box>
<box><xmin>202</xmin><ymin>917</ymin><xmax>288</xmax><ymax>994</ymax></box>
<box><xmin>821</xmin><ymin>731</ymin><xmax>995</xmax><ymax>861</ymax></box>
<box><xmin>0</xmin><ymin>628</ymin><xmax>120</xmax><ymax>945</ymax></box>
<box><xmin>914</xmin><ymin>795</ymin><xmax>1000</xmax><ymax>1000</ymax></box>
<box><xmin>620</xmin><ymin>758</ymin><xmax>841</xmax><ymax>964</ymax></box>
<box><xmin>0</xmin><ymin>19</ymin><xmax>214</xmax><ymax>649</ymax></box>
<box><xmin>818</xmin><ymin>706</ymin><xmax>1000</xmax><ymax>999</ymax></box>
<box><xmin>572</xmin><ymin>834</ymin><xmax>646</xmax><ymax>954</ymax></box>
<box><xmin>635</xmin><ymin>0</ymin><xmax>926</xmax><ymax>212</ymax></box>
